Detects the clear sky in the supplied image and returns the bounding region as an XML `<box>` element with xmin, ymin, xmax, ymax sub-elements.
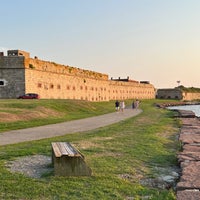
<box><xmin>1</xmin><ymin>0</ymin><xmax>200</xmax><ymax>89</ymax></box>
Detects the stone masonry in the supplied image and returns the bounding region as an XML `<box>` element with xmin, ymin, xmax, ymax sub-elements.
<box><xmin>0</xmin><ymin>50</ymin><xmax>156</xmax><ymax>101</ymax></box>
<box><xmin>175</xmin><ymin>110</ymin><xmax>200</xmax><ymax>200</ymax></box>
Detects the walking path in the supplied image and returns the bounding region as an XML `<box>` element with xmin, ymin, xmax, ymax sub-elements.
<box><xmin>0</xmin><ymin>108</ymin><xmax>142</xmax><ymax>146</ymax></box>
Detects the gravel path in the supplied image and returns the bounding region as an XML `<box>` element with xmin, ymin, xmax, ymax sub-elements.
<box><xmin>0</xmin><ymin>108</ymin><xmax>142</xmax><ymax>146</ymax></box>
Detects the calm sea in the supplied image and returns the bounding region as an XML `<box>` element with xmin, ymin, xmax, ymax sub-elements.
<box><xmin>167</xmin><ymin>104</ymin><xmax>200</xmax><ymax>117</ymax></box>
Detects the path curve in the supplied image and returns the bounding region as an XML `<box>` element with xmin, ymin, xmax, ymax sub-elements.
<box><xmin>0</xmin><ymin>108</ymin><xmax>142</xmax><ymax>146</ymax></box>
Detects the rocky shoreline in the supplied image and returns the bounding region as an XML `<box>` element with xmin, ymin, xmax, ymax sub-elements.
<box><xmin>175</xmin><ymin>110</ymin><xmax>200</xmax><ymax>199</ymax></box>
<box><xmin>157</xmin><ymin>102</ymin><xmax>200</xmax><ymax>199</ymax></box>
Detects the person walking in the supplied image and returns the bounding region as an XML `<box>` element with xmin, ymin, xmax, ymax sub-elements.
<box><xmin>135</xmin><ymin>99</ymin><xmax>140</xmax><ymax>109</ymax></box>
<box><xmin>120</xmin><ymin>101</ymin><xmax>125</xmax><ymax>112</ymax></box>
<box><xmin>115</xmin><ymin>100</ymin><xmax>120</xmax><ymax>112</ymax></box>
<box><xmin>132</xmin><ymin>100</ymin><xmax>135</xmax><ymax>109</ymax></box>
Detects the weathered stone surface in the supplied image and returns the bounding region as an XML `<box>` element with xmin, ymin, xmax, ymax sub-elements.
<box><xmin>183</xmin><ymin>144</ymin><xmax>200</xmax><ymax>152</ymax></box>
<box><xmin>177</xmin><ymin>190</ymin><xmax>200</xmax><ymax>200</ymax></box>
<box><xmin>0</xmin><ymin>49</ymin><xmax>156</xmax><ymax>100</ymax></box>
<box><xmin>178</xmin><ymin>152</ymin><xmax>200</xmax><ymax>162</ymax></box>
<box><xmin>176</xmin><ymin>116</ymin><xmax>200</xmax><ymax>199</ymax></box>
<box><xmin>181</xmin><ymin>126</ymin><xmax>200</xmax><ymax>134</ymax></box>
<box><xmin>177</xmin><ymin>161</ymin><xmax>200</xmax><ymax>190</ymax></box>
<box><xmin>181</xmin><ymin>118</ymin><xmax>200</xmax><ymax>126</ymax></box>
<box><xmin>178</xmin><ymin>144</ymin><xmax>200</xmax><ymax>162</ymax></box>
<box><xmin>179</xmin><ymin>133</ymin><xmax>200</xmax><ymax>144</ymax></box>
<box><xmin>177</xmin><ymin>110</ymin><xmax>196</xmax><ymax>118</ymax></box>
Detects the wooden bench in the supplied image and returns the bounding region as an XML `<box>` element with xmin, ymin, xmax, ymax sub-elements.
<box><xmin>52</xmin><ymin>142</ymin><xmax>92</xmax><ymax>176</ymax></box>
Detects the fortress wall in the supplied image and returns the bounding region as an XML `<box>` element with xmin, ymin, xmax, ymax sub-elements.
<box><xmin>109</xmin><ymin>81</ymin><xmax>155</xmax><ymax>100</ymax></box>
<box><xmin>29</xmin><ymin>58</ymin><xmax>108</xmax><ymax>80</ymax></box>
<box><xmin>0</xmin><ymin>68</ymin><xmax>25</xmax><ymax>98</ymax></box>
<box><xmin>0</xmin><ymin>56</ymin><xmax>26</xmax><ymax>69</ymax></box>
<box><xmin>156</xmin><ymin>89</ymin><xmax>182</xmax><ymax>99</ymax></box>
<box><xmin>0</xmin><ymin>56</ymin><xmax>25</xmax><ymax>98</ymax></box>
<box><xmin>0</xmin><ymin>51</ymin><xmax>156</xmax><ymax>100</ymax></box>
<box><xmin>182</xmin><ymin>92</ymin><xmax>200</xmax><ymax>101</ymax></box>
<box><xmin>25</xmin><ymin>68</ymin><xmax>109</xmax><ymax>101</ymax></box>
<box><xmin>27</xmin><ymin>58</ymin><xmax>157</xmax><ymax>101</ymax></box>
<box><xmin>25</xmin><ymin>65</ymin><xmax>155</xmax><ymax>101</ymax></box>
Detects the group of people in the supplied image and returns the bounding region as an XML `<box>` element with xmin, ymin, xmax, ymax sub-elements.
<box><xmin>115</xmin><ymin>100</ymin><xmax>125</xmax><ymax>112</ymax></box>
<box><xmin>132</xmin><ymin>99</ymin><xmax>140</xmax><ymax>109</ymax></box>
<box><xmin>115</xmin><ymin>99</ymin><xmax>140</xmax><ymax>112</ymax></box>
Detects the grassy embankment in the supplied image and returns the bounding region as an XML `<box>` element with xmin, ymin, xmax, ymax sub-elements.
<box><xmin>0</xmin><ymin>99</ymin><xmax>180</xmax><ymax>199</ymax></box>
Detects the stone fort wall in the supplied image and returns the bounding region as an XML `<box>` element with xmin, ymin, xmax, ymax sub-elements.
<box><xmin>182</xmin><ymin>92</ymin><xmax>200</xmax><ymax>101</ymax></box>
<box><xmin>156</xmin><ymin>88</ymin><xmax>200</xmax><ymax>101</ymax></box>
<box><xmin>0</xmin><ymin>50</ymin><xmax>155</xmax><ymax>101</ymax></box>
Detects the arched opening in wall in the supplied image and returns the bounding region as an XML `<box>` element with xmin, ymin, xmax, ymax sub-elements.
<box><xmin>57</xmin><ymin>84</ymin><xmax>61</xmax><ymax>89</ymax></box>
<box><xmin>167</xmin><ymin>96</ymin><xmax>171</xmax><ymax>99</ymax></box>
<box><xmin>175</xmin><ymin>96</ymin><xmax>179</xmax><ymax>99</ymax></box>
<box><xmin>80</xmin><ymin>86</ymin><xmax>83</xmax><ymax>90</ymax></box>
<box><xmin>0</xmin><ymin>81</ymin><xmax>5</xmax><ymax>86</ymax></box>
<box><xmin>50</xmin><ymin>84</ymin><xmax>54</xmax><ymax>89</ymax></box>
<box><xmin>72</xmin><ymin>86</ymin><xmax>76</xmax><ymax>91</ymax></box>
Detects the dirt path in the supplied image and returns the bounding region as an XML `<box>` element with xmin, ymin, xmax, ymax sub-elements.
<box><xmin>0</xmin><ymin>108</ymin><xmax>142</xmax><ymax>146</ymax></box>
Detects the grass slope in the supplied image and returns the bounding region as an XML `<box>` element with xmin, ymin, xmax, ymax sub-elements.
<box><xmin>0</xmin><ymin>99</ymin><xmax>180</xmax><ymax>199</ymax></box>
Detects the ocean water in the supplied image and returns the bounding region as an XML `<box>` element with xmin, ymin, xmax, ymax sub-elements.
<box><xmin>167</xmin><ymin>104</ymin><xmax>200</xmax><ymax>117</ymax></box>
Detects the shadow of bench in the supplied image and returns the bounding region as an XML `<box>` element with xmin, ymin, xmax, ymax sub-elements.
<box><xmin>52</xmin><ymin>142</ymin><xmax>92</xmax><ymax>176</ymax></box>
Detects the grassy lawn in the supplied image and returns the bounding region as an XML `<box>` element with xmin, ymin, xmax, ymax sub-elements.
<box><xmin>0</xmin><ymin>99</ymin><xmax>180</xmax><ymax>199</ymax></box>
<box><xmin>0</xmin><ymin>99</ymin><xmax>117</xmax><ymax>132</ymax></box>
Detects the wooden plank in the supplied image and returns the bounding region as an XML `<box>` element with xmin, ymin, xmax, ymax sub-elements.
<box><xmin>52</xmin><ymin>142</ymin><xmax>62</xmax><ymax>157</ymax></box>
<box><xmin>52</xmin><ymin>142</ymin><xmax>82</xmax><ymax>158</ymax></box>
<box><xmin>58</xmin><ymin>142</ymin><xmax>68</xmax><ymax>155</ymax></box>
<box><xmin>63</xmin><ymin>142</ymin><xmax>78</xmax><ymax>156</ymax></box>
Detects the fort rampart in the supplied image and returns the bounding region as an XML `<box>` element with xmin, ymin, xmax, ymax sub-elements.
<box><xmin>0</xmin><ymin>50</ymin><xmax>155</xmax><ymax>101</ymax></box>
<box><xmin>156</xmin><ymin>88</ymin><xmax>200</xmax><ymax>101</ymax></box>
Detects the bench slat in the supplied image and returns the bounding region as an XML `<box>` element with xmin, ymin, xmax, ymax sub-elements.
<box><xmin>58</xmin><ymin>142</ymin><xmax>69</xmax><ymax>156</ymax></box>
<box><xmin>52</xmin><ymin>142</ymin><xmax>80</xmax><ymax>157</ymax></box>
<box><xmin>52</xmin><ymin>142</ymin><xmax>62</xmax><ymax>157</ymax></box>
<box><xmin>63</xmin><ymin>142</ymin><xmax>78</xmax><ymax>156</ymax></box>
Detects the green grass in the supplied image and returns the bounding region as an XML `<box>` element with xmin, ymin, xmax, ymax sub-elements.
<box><xmin>0</xmin><ymin>99</ymin><xmax>180</xmax><ymax>199</ymax></box>
<box><xmin>0</xmin><ymin>99</ymin><xmax>117</xmax><ymax>132</ymax></box>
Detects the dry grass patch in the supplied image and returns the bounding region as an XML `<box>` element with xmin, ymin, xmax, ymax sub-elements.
<box><xmin>0</xmin><ymin>106</ymin><xmax>62</xmax><ymax>122</ymax></box>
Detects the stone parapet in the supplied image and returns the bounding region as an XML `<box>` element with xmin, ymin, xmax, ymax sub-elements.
<box><xmin>29</xmin><ymin>58</ymin><xmax>108</xmax><ymax>80</ymax></box>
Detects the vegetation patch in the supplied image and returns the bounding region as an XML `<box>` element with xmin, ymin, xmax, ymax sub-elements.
<box><xmin>0</xmin><ymin>99</ymin><xmax>180</xmax><ymax>199</ymax></box>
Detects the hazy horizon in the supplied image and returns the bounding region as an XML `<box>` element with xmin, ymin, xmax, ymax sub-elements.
<box><xmin>1</xmin><ymin>0</ymin><xmax>200</xmax><ymax>89</ymax></box>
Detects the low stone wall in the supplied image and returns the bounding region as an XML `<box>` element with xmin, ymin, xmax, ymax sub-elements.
<box><xmin>183</xmin><ymin>92</ymin><xmax>200</xmax><ymax>101</ymax></box>
<box><xmin>175</xmin><ymin>110</ymin><xmax>200</xmax><ymax>199</ymax></box>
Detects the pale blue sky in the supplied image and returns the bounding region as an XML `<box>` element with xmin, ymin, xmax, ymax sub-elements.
<box><xmin>1</xmin><ymin>0</ymin><xmax>200</xmax><ymax>88</ymax></box>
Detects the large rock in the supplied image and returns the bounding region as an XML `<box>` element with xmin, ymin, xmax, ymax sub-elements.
<box><xmin>177</xmin><ymin>161</ymin><xmax>200</xmax><ymax>190</ymax></box>
<box><xmin>177</xmin><ymin>190</ymin><xmax>200</xmax><ymax>200</ymax></box>
<box><xmin>179</xmin><ymin>133</ymin><xmax>200</xmax><ymax>144</ymax></box>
